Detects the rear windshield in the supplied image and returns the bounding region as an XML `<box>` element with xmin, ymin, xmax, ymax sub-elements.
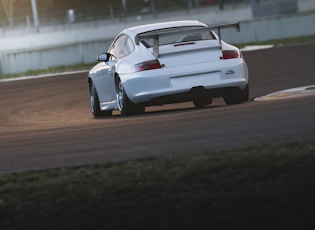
<box><xmin>140</xmin><ymin>26</ymin><xmax>216</xmax><ymax>48</ymax></box>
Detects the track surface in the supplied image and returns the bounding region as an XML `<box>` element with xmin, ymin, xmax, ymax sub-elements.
<box><xmin>1</xmin><ymin>43</ymin><xmax>315</xmax><ymax>173</ymax></box>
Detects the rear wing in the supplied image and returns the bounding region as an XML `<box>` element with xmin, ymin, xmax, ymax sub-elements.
<box><xmin>135</xmin><ymin>22</ymin><xmax>240</xmax><ymax>58</ymax></box>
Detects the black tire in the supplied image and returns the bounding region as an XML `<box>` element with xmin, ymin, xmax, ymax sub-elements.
<box><xmin>223</xmin><ymin>84</ymin><xmax>249</xmax><ymax>105</ymax></box>
<box><xmin>193</xmin><ymin>97</ymin><xmax>212</xmax><ymax>108</ymax></box>
<box><xmin>90</xmin><ymin>85</ymin><xmax>112</xmax><ymax>117</ymax></box>
<box><xmin>116</xmin><ymin>80</ymin><xmax>145</xmax><ymax>116</ymax></box>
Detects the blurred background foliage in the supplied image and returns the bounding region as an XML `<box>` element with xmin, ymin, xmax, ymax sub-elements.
<box><xmin>0</xmin><ymin>0</ymin><xmax>245</xmax><ymax>27</ymax></box>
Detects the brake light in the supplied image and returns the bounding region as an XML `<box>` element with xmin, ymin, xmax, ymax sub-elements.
<box><xmin>134</xmin><ymin>60</ymin><xmax>162</xmax><ymax>72</ymax></box>
<box><xmin>222</xmin><ymin>50</ymin><xmax>241</xmax><ymax>59</ymax></box>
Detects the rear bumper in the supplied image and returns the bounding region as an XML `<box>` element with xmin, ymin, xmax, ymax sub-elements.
<box><xmin>120</xmin><ymin>59</ymin><xmax>248</xmax><ymax>104</ymax></box>
<box><xmin>144</xmin><ymin>86</ymin><xmax>241</xmax><ymax>106</ymax></box>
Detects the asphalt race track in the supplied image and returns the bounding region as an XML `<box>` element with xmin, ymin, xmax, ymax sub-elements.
<box><xmin>1</xmin><ymin>42</ymin><xmax>315</xmax><ymax>173</ymax></box>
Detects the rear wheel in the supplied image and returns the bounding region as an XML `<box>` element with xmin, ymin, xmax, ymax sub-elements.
<box><xmin>116</xmin><ymin>79</ymin><xmax>145</xmax><ymax>116</ymax></box>
<box><xmin>191</xmin><ymin>86</ymin><xmax>212</xmax><ymax>108</ymax></box>
<box><xmin>193</xmin><ymin>97</ymin><xmax>212</xmax><ymax>108</ymax></box>
<box><xmin>223</xmin><ymin>84</ymin><xmax>249</xmax><ymax>105</ymax></box>
<box><xmin>90</xmin><ymin>85</ymin><xmax>112</xmax><ymax>117</ymax></box>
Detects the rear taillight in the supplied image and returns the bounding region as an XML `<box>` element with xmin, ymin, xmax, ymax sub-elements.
<box><xmin>134</xmin><ymin>60</ymin><xmax>162</xmax><ymax>72</ymax></box>
<box><xmin>222</xmin><ymin>50</ymin><xmax>241</xmax><ymax>59</ymax></box>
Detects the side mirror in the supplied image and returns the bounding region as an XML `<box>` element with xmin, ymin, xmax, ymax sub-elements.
<box><xmin>97</xmin><ymin>53</ymin><xmax>109</xmax><ymax>62</ymax></box>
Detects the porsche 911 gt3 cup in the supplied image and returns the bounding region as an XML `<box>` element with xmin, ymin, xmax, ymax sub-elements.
<box><xmin>88</xmin><ymin>20</ymin><xmax>249</xmax><ymax>117</ymax></box>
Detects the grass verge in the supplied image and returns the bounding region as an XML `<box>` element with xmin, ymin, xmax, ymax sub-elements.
<box><xmin>1</xmin><ymin>35</ymin><xmax>315</xmax><ymax>81</ymax></box>
<box><xmin>237</xmin><ymin>34</ymin><xmax>315</xmax><ymax>48</ymax></box>
<box><xmin>0</xmin><ymin>140</ymin><xmax>314</xmax><ymax>229</ymax></box>
<box><xmin>0</xmin><ymin>63</ymin><xmax>93</xmax><ymax>81</ymax></box>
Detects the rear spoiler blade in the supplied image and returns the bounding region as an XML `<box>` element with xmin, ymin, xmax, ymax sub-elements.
<box><xmin>135</xmin><ymin>22</ymin><xmax>240</xmax><ymax>57</ymax></box>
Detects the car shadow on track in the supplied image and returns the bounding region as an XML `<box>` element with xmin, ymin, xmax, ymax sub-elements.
<box><xmin>94</xmin><ymin>100</ymin><xmax>227</xmax><ymax>120</ymax></box>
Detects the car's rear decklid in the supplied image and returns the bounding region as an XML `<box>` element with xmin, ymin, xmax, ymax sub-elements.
<box><xmin>156</xmin><ymin>40</ymin><xmax>222</xmax><ymax>67</ymax></box>
<box><xmin>135</xmin><ymin>22</ymin><xmax>240</xmax><ymax>67</ymax></box>
<box><xmin>135</xmin><ymin>22</ymin><xmax>240</xmax><ymax>57</ymax></box>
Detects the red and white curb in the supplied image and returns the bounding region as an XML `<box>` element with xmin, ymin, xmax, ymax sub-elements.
<box><xmin>255</xmin><ymin>85</ymin><xmax>315</xmax><ymax>101</ymax></box>
<box><xmin>240</xmin><ymin>45</ymin><xmax>274</xmax><ymax>52</ymax></box>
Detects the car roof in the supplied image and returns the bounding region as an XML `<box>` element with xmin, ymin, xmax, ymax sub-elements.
<box><xmin>122</xmin><ymin>20</ymin><xmax>207</xmax><ymax>36</ymax></box>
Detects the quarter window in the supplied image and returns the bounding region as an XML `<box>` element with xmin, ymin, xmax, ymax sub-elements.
<box><xmin>109</xmin><ymin>35</ymin><xmax>135</xmax><ymax>58</ymax></box>
<box><xmin>121</xmin><ymin>37</ymin><xmax>135</xmax><ymax>57</ymax></box>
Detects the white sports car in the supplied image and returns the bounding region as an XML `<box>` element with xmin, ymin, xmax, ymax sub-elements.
<box><xmin>88</xmin><ymin>20</ymin><xmax>249</xmax><ymax>117</ymax></box>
